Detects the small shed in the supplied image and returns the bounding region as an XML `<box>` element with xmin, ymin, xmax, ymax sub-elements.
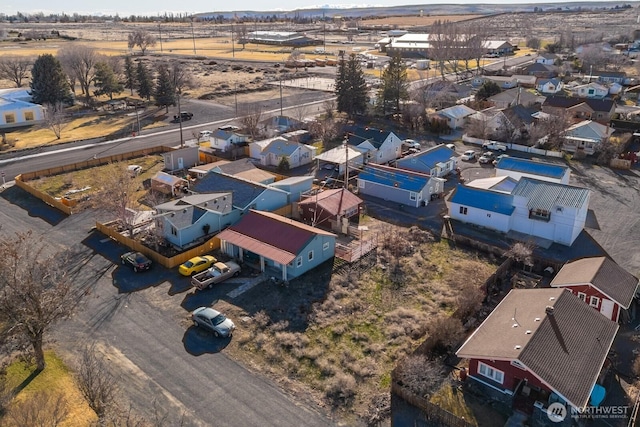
<box><xmin>151</xmin><ymin>171</ymin><xmax>189</xmax><ymax>196</ymax></box>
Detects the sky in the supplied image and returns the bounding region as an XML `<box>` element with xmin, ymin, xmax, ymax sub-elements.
<box><xmin>1</xmin><ymin>0</ymin><xmax>610</xmax><ymax>18</ymax></box>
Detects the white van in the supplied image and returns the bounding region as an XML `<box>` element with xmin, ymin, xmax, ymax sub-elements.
<box><xmin>198</xmin><ymin>130</ymin><xmax>212</xmax><ymax>140</ymax></box>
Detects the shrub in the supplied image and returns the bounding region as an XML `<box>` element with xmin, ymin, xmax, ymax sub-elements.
<box><xmin>395</xmin><ymin>354</ymin><xmax>445</xmax><ymax>397</ymax></box>
<box><xmin>325</xmin><ymin>372</ymin><xmax>357</xmax><ymax>406</ymax></box>
<box><xmin>426</xmin><ymin>316</ymin><xmax>465</xmax><ymax>354</ymax></box>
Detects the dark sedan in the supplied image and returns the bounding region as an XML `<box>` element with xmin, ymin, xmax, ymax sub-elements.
<box><xmin>120</xmin><ymin>251</ymin><xmax>152</xmax><ymax>272</ymax></box>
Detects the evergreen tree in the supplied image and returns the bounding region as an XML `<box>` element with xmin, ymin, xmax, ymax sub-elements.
<box><xmin>153</xmin><ymin>63</ymin><xmax>175</xmax><ymax>112</ymax></box>
<box><xmin>377</xmin><ymin>55</ymin><xmax>409</xmax><ymax>116</ymax></box>
<box><xmin>30</xmin><ymin>54</ymin><xmax>73</xmax><ymax>107</ymax></box>
<box><xmin>124</xmin><ymin>56</ymin><xmax>136</xmax><ymax>95</ymax></box>
<box><xmin>136</xmin><ymin>61</ymin><xmax>153</xmax><ymax>101</ymax></box>
<box><xmin>93</xmin><ymin>62</ymin><xmax>124</xmax><ymax>100</ymax></box>
<box><xmin>475</xmin><ymin>81</ymin><xmax>501</xmax><ymax>100</ymax></box>
<box><xmin>335</xmin><ymin>53</ymin><xmax>368</xmax><ymax>119</ymax></box>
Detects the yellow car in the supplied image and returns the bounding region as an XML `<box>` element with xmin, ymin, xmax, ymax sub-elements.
<box><xmin>178</xmin><ymin>255</ymin><xmax>217</xmax><ymax>276</ymax></box>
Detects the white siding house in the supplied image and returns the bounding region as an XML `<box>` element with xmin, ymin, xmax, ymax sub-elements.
<box><xmin>494</xmin><ymin>157</ymin><xmax>571</xmax><ymax>185</ymax></box>
<box><xmin>0</xmin><ymin>89</ymin><xmax>45</xmax><ymax>129</ymax></box>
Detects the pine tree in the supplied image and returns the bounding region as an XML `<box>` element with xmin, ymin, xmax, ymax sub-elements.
<box><xmin>136</xmin><ymin>61</ymin><xmax>153</xmax><ymax>101</ymax></box>
<box><xmin>93</xmin><ymin>62</ymin><xmax>124</xmax><ymax>100</ymax></box>
<box><xmin>124</xmin><ymin>56</ymin><xmax>136</xmax><ymax>95</ymax></box>
<box><xmin>153</xmin><ymin>63</ymin><xmax>175</xmax><ymax>113</ymax></box>
<box><xmin>30</xmin><ymin>54</ymin><xmax>73</xmax><ymax>106</ymax></box>
<box><xmin>335</xmin><ymin>53</ymin><xmax>368</xmax><ymax>119</ymax></box>
<box><xmin>377</xmin><ymin>55</ymin><xmax>409</xmax><ymax>116</ymax></box>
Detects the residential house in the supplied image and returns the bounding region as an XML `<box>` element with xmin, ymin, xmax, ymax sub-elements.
<box><xmin>258</xmin><ymin>138</ymin><xmax>316</xmax><ymax>168</ymax></box>
<box><xmin>501</xmin><ymin>105</ymin><xmax>540</xmax><ymax>140</ymax></box>
<box><xmin>249</xmin><ymin>137</ymin><xmax>286</xmax><ymax>160</ymax></box>
<box><xmin>281</xmin><ymin>129</ymin><xmax>312</xmax><ymax>143</ymax></box>
<box><xmin>298</xmin><ymin>188</ymin><xmax>363</xmax><ymax>230</ymax></box>
<box><xmin>269</xmin><ymin>176</ymin><xmax>315</xmax><ymax>203</ymax></box>
<box><xmin>0</xmin><ymin>88</ymin><xmax>45</xmax><ymax>129</ymax></box>
<box><xmin>431</xmin><ymin>105</ymin><xmax>476</xmax><ymax>130</ymax></box>
<box><xmin>188</xmin><ymin>159</ymin><xmax>276</xmax><ymax>184</ymax></box>
<box><xmin>495</xmin><ymin>157</ymin><xmax>571</xmax><ymax>185</ymax></box>
<box><xmin>535</xmin><ymin>53</ymin><xmax>557</xmax><ymax>65</ymax></box>
<box><xmin>542</xmin><ymin>96</ymin><xmax>615</xmax><ymax>123</ymax></box>
<box><xmin>396</xmin><ymin>144</ymin><xmax>456</xmax><ymax>178</ymax></box>
<box><xmin>357</xmin><ymin>164</ymin><xmax>445</xmax><ymax>207</ymax></box>
<box><xmin>162</xmin><ymin>146</ymin><xmax>200</xmax><ymax>172</ymax></box>
<box><xmin>523</xmin><ymin>63</ymin><xmax>557</xmax><ymax>78</ymax></box>
<box><xmin>385</xmin><ymin>33</ymin><xmax>430</xmax><ymax>58</ymax></box>
<box><xmin>155</xmin><ymin>193</ymin><xmax>238</xmax><ymax>249</ymax></box>
<box><xmin>450</xmin><ymin>177</ymin><xmax>590</xmax><ymax>246</ymax></box>
<box><xmin>536</xmin><ymin>78</ymin><xmax>563</xmax><ymax>95</ymax></box>
<box><xmin>484</xmin><ymin>40</ymin><xmax>514</xmax><ymax>56</ymax></box>
<box><xmin>472</xmin><ymin>75</ymin><xmax>537</xmax><ymax>89</ymax></box>
<box><xmin>569</xmin><ymin>82</ymin><xmax>609</xmax><ymax>99</ymax></box>
<box><xmin>468</xmin><ymin>108</ymin><xmax>510</xmax><ymax>138</ymax></box>
<box><xmin>192</xmin><ymin>172</ymin><xmax>289</xmax><ymax>213</ymax></box>
<box><xmin>210</xmin><ymin>128</ymin><xmax>248</xmax><ymax>152</ymax></box>
<box><xmin>550</xmin><ymin>256</ymin><xmax>639</xmax><ymax>322</ymax></box>
<box><xmin>456</xmin><ymin>288</ymin><xmax>618</xmax><ymax>421</ymax></box>
<box><xmin>595</xmin><ymin>70</ymin><xmax>626</xmax><ymax>85</ymax></box>
<box><xmin>420</xmin><ymin>80</ymin><xmax>474</xmax><ymax>108</ymax></box>
<box><xmin>259</xmin><ymin>115</ymin><xmax>303</xmax><ymax>136</ymax></box>
<box><xmin>151</xmin><ymin>171</ymin><xmax>189</xmax><ymax>196</ymax></box>
<box><xmin>562</xmin><ymin>120</ymin><xmax>614</xmax><ymax>155</ymax></box>
<box><xmin>488</xmin><ymin>87</ymin><xmax>542</xmax><ymax>109</ymax></box>
<box><xmin>217</xmin><ymin>210</ymin><xmax>336</xmax><ymax>281</ymax></box>
<box><xmin>345</xmin><ymin>127</ymin><xmax>403</xmax><ymax>164</ymax></box>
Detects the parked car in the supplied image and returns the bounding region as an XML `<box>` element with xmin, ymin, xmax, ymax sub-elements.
<box><xmin>174</xmin><ymin>111</ymin><xmax>193</xmax><ymax>122</ymax></box>
<box><xmin>461</xmin><ymin>150</ymin><xmax>476</xmax><ymax>161</ymax></box>
<box><xmin>198</xmin><ymin>130</ymin><xmax>212</xmax><ymax>140</ymax></box>
<box><xmin>191</xmin><ymin>307</ymin><xmax>236</xmax><ymax>338</ymax></box>
<box><xmin>445</xmin><ymin>143</ymin><xmax>456</xmax><ymax>151</ymax></box>
<box><xmin>127</xmin><ymin>165</ymin><xmax>142</xmax><ymax>177</ymax></box>
<box><xmin>478</xmin><ymin>152</ymin><xmax>495</xmax><ymax>164</ymax></box>
<box><xmin>191</xmin><ymin>261</ymin><xmax>241</xmax><ymax>290</ymax></box>
<box><xmin>493</xmin><ymin>154</ymin><xmax>510</xmax><ymax>166</ymax></box>
<box><xmin>179</xmin><ymin>255</ymin><xmax>217</xmax><ymax>276</ymax></box>
<box><xmin>120</xmin><ymin>251</ymin><xmax>152</xmax><ymax>272</ymax></box>
<box><xmin>481</xmin><ymin>141</ymin><xmax>508</xmax><ymax>152</ymax></box>
<box><xmin>402</xmin><ymin>139</ymin><xmax>421</xmax><ymax>149</ymax></box>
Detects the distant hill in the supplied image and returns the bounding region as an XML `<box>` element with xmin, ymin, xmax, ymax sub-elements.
<box><xmin>196</xmin><ymin>1</ymin><xmax>639</xmax><ymax>20</ymax></box>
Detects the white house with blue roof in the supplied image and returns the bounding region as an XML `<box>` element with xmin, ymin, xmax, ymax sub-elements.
<box><xmin>396</xmin><ymin>144</ymin><xmax>456</xmax><ymax>178</ymax></box>
<box><xmin>346</xmin><ymin>127</ymin><xmax>403</xmax><ymax>164</ymax></box>
<box><xmin>259</xmin><ymin>138</ymin><xmax>316</xmax><ymax>168</ymax></box>
<box><xmin>449</xmin><ymin>177</ymin><xmax>590</xmax><ymax>246</ymax></box>
<box><xmin>357</xmin><ymin>164</ymin><xmax>444</xmax><ymax>207</ymax></box>
<box><xmin>0</xmin><ymin>88</ymin><xmax>45</xmax><ymax>129</ymax></box>
<box><xmin>495</xmin><ymin>157</ymin><xmax>571</xmax><ymax>184</ymax></box>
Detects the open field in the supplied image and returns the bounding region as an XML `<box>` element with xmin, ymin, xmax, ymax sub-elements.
<box><xmin>360</xmin><ymin>14</ymin><xmax>482</xmax><ymax>27</ymax></box>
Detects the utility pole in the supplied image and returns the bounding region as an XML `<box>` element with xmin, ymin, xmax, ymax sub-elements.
<box><xmin>279</xmin><ymin>78</ymin><xmax>283</xmax><ymax>117</ymax></box>
<box><xmin>158</xmin><ymin>23</ymin><xmax>163</xmax><ymax>52</ymax></box>
<box><xmin>135</xmin><ymin>106</ymin><xmax>141</xmax><ymax>135</ymax></box>
<box><xmin>231</xmin><ymin>24</ymin><xmax>235</xmax><ymax>58</ymax></box>
<box><xmin>191</xmin><ymin>19</ymin><xmax>196</xmax><ymax>54</ymax></box>
<box><xmin>343</xmin><ymin>136</ymin><xmax>349</xmax><ymax>189</ymax></box>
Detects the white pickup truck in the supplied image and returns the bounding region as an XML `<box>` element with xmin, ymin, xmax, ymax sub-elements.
<box><xmin>481</xmin><ymin>141</ymin><xmax>508</xmax><ymax>152</ymax></box>
<box><xmin>191</xmin><ymin>261</ymin><xmax>241</xmax><ymax>290</ymax></box>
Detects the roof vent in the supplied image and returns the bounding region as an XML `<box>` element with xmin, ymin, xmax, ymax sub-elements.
<box><xmin>545</xmin><ymin>306</ymin><xmax>554</xmax><ymax>316</ymax></box>
<box><xmin>549</xmin><ymin>297</ymin><xmax>555</xmax><ymax>301</ymax></box>
<box><xmin>512</xmin><ymin>323</ymin><xmax>519</xmax><ymax>328</ymax></box>
<box><xmin>525</xmin><ymin>330</ymin><xmax>532</xmax><ymax>334</ymax></box>
<box><xmin>534</xmin><ymin>317</ymin><xmax>541</xmax><ymax>322</ymax></box>
<box><xmin>514</xmin><ymin>345</ymin><xmax>522</xmax><ymax>350</ymax></box>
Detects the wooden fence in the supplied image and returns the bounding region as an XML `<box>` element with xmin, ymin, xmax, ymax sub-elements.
<box><xmin>610</xmin><ymin>158</ymin><xmax>632</xmax><ymax>170</ymax></box>
<box><xmin>96</xmin><ymin>221</ymin><xmax>221</xmax><ymax>269</ymax></box>
<box><xmin>391</xmin><ymin>381</ymin><xmax>476</xmax><ymax>427</ymax></box>
<box><xmin>14</xmin><ymin>174</ymin><xmax>73</xmax><ymax>215</ymax></box>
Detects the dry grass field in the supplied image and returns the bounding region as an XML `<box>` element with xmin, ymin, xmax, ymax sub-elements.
<box><xmin>360</xmin><ymin>14</ymin><xmax>482</xmax><ymax>27</ymax></box>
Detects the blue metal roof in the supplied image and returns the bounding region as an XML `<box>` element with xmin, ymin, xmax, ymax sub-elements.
<box><xmin>397</xmin><ymin>145</ymin><xmax>454</xmax><ymax>172</ymax></box>
<box><xmin>496</xmin><ymin>157</ymin><xmax>568</xmax><ymax>179</ymax></box>
<box><xmin>193</xmin><ymin>174</ymin><xmax>269</xmax><ymax>210</ymax></box>
<box><xmin>357</xmin><ymin>166</ymin><xmax>428</xmax><ymax>192</ymax></box>
<box><xmin>451</xmin><ymin>184</ymin><xmax>515</xmax><ymax>215</ymax></box>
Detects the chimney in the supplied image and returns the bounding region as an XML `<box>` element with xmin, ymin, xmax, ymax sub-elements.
<box><xmin>545</xmin><ymin>306</ymin><xmax>554</xmax><ymax>316</ymax></box>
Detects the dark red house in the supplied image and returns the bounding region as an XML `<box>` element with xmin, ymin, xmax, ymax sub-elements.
<box><xmin>456</xmin><ymin>288</ymin><xmax>618</xmax><ymax>420</ymax></box>
<box><xmin>550</xmin><ymin>256</ymin><xmax>638</xmax><ymax>322</ymax></box>
<box><xmin>298</xmin><ymin>188</ymin><xmax>362</xmax><ymax>231</ymax></box>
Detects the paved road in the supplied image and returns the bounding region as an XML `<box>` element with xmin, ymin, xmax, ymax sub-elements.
<box><xmin>0</xmin><ymin>186</ymin><xmax>336</xmax><ymax>427</ymax></box>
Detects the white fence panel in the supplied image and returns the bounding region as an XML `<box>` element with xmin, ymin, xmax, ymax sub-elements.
<box><xmin>461</xmin><ymin>135</ymin><xmax>562</xmax><ymax>158</ymax></box>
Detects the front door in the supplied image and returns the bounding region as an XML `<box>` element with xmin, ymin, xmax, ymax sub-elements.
<box><xmin>178</xmin><ymin>157</ymin><xmax>184</xmax><ymax>169</ymax></box>
<box><xmin>600</xmin><ymin>299</ymin><xmax>615</xmax><ymax>320</ymax></box>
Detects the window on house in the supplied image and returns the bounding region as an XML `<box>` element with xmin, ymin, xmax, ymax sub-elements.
<box><xmin>296</xmin><ymin>256</ymin><xmax>302</xmax><ymax>267</ymax></box>
<box><xmin>529</xmin><ymin>208</ymin><xmax>551</xmax><ymax>222</ymax></box>
<box><xmin>323</xmin><ymin>242</ymin><xmax>329</xmax><ymax>251</ymax></box>
<box><xmin>589</xmin><ymin>296</ymin><xmax>600</xmax><ymax>307</ymax></box>
<box><xmin>577</xmin><ymin>292</ymin><xmax>586</xmax><ymax>301</ymax></box>
<box><xmin>487</xmin><ymin>213</ymin><xmax>491</xmax><ymax>218</ymax></box>
<box><xmin>308</xmin><ymin>250</ymin><xmax>314</xmax><ymax>261</ymax></box>
<box><xmin>459</xmin><ymin>206</ymin><xmax>468</xmax><ymax>215</ymax></box>
<box><xmin>24</xmin><ymin>111</ymin><xmax>35</xmax><ymax>121</ymax></box>
<box><xmin>4</xmin><ymin>114</ymin><xmax>15</xmax><ymax>124</ymax></box>
<box><xmin>478</xmin><ymin>362</ymin><xmax>504</xmax><ymax>384</ymax></box>
<box><xmin>171</xmin><ymin>226</ymin><xmax>177</xmax><ymax>236</ymax></box>
<box><xmin>410</xmin><ymin>192</ymin><xmax>417</xmax><ymax>201</ymax></box>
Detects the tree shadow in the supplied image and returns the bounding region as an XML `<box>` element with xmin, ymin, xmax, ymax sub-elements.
<box><xmin>0</xmin><ymin>186</ymin><xmax>66</xmax><ymax>226</ymax></box>
<box><xmin>182</xmin><ymin>325</ymin><xmax>231</xmax><ymax>356</ymax></box>
<box><xmin>11</xmin><ymin>369</ymin><xmax>42</xmax><ymax>396</ymax></box>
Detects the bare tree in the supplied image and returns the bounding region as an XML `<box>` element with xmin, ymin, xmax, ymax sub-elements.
<box><xmin>395</xmin><ymin>354</ymin><xmax>445</xmax><ymax>397</ymax></box>
<box><xmin>93</xmin><ymin>162</ymin><xmax>140</xmax><ymax>237</ymax></box>
<box><xmin>43</xmin><ymin>102</ymin><xmax>66</xmax><ymax>139</ymax></box>
<box><xmin>308</xmin><ymin>117</ymin><xmax>341</xmax><ymax>144</ymax></box>
<box><xmin>128</xmin><ymin>30</ymin><xmax>157</xmax><ymax>55</ymax></box>
<box><xmin>0</xmin><ymin>56</ymin><xmax>32</xmax><ymax>87</ymax></box>
<box><xmin>0</xmin><ymin>231</ymin><xmax>77</xmax><ymax>371</ymax></box>
<box><xmin>5</xmin><ymin>390</ymin><xmax>68</xmax><ymax>427</ymax></box>
<box><xmin>537</xmin><ymin>111</ymin><xmax>571</xmax><ymax>150</ymax></box>
<box><xmin>465</xmin><ymin>114</ymin><xmax>492</xmax><ymax>142</ymax></box>
<box><xmin>238</xmin><ymin>104</ymin><xmax>263</xmax><ymax>140</ymax></box>
<box><xmin>75</xmin><ymin>345</ymin><xmax>119</xmax><ymax>423</ymax></box>
<box><xmin>505</xmin><ymin>241</ymin><xmax>535</xmax><ymax>270</ymax></box>
<box><xmin>168</xmin><ymin>60</ymin><xmax>194</xmax><ymax>95</ymax></box>
<box><xmin>58</xmin><ymin>45</ymin><xmax>102</xmax><ymax>103</ymax></box>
